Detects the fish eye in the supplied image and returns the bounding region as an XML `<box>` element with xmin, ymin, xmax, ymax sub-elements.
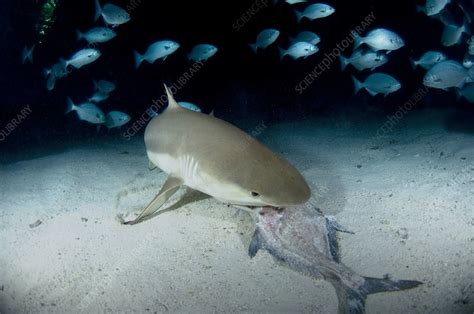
<box><xmin>251</xmin><ymin>191</ymin><xmax>260</xmax><ymax>197</ymax></box>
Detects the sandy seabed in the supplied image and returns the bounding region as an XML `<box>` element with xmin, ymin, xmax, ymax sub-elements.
<box><xmin>0</xmin><ymin>108</ymin><xmax>473</xmax><ymax>313</ymax></box>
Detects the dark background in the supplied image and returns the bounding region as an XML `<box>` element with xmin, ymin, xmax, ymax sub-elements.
<box><xmin>1</xmin><ymin>0</ymin><xmax>473</xmax><ymax>150</ymax></box>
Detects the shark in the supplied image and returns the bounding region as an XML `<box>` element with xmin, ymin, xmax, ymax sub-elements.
<box><xmin>119</xmin><ymin>85</ymin><xmax>311</xmax><ymax>224</ymax></box>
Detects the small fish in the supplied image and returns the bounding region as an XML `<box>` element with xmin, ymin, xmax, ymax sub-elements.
<box><xmin>249</xmin><ymin>205</ymin><xmax>422</xmax><ymax>314</ymax></box>
<box><xmin>441</xmin><ymin>22</ymin><xmax>468</xmax><ymax>46</ymax></box>
<box><xmin>104</xmin><ymin>111</ymin><xmax>131</xmax><ymax>128</ymax></box>
<box><xmin>410</xmin><ymin>51</ymin><xmax>447</xmax><ymax>70</ymax></box>
<box><xmin>295</xmin><ymin>3</ymin><xmax>335</xmax><ymax>23</ymax></box>
<box><xmin>463</xmin><ymin>51</ymin><xmax>474</xmax><ymax>68</ymax></box>
<box><xmin>279</xmin><ymin>42</ymin><xmax>318</xmax><ymax>60</ymax></box>
<box><xmin>468</xmin><ymin>36</ymin><xmax>474</xmax><ymax>55</ymax></box>
<box><xmin>352</xmin><ymin>73</ymin><xmax>401</xmax><ymax>96</ymax></box>
<box><xmin>285</xmin><ymin>0</ymin><xmax>307</xmax><ymax>4</ymax></box>
<box><xmin>423</xmin><ymin>60</ymin><xmax>473</xmax><ymax>89</ymax></box>
<box><xmin>44</xmin><ymin>61</ymin><xmax>69</xmax><ymax>91</ymax></box>
<box><xmin>456</xmin><ymin>82</ymin><xmax>474</xmax><ymax>102</ymax></box>
<box><xmin>339</xmin><ymin>49</ymin><xmax>388</xmax><ymax>71</ymax></box>
<box><xmin>44</xmin><ymin>61</ymin><xmax>68</xmax><ymax>79</ymax></box>
<box><xmin>22</xmin><ymin>45</ymin><xmax>35</xmax><ymax>64</ymax></box>
<box><xmin>188</xmin><ymin>44</ymin><xmax>218</xmax><ymax>62</ymax></box>
<box><xmin>289</xmin><ymin>31</ymin><xmax>321</xmax><ymax>46</ymax></box>
<box><xmin>77</xmin><ymin>27</ymin><xmax>116</xmax><ymax>44</ymax></box>
<box><xmin>66</xmin><ymin>98</ymin><xmax>105</xmax><ymax>124</ymax></box>
<box><xmin>93</xmin><ymin>80</ymin><xmax>116</xmax><ymax>94</ymax></box>
<box><xmin>133</xmin><ymin>40</ymin><xmax>180</xmax><ymax>69</ymax></box>
<box><xmin>353</xmin><ymin>28</ymin><xmax>405</xmax><ymax>53</ymax></box>
<box><xmin>64</xmin><ymin>49</ymin><xmax>101</xmax><ymax>69</ymax></box>
<box><xmin>94</xmin><ymin>0</ymin><xmax>130</xmax><ymax>26</ymax></box>
<box><xmin>178</xmin><ymin>102</ymin><xmax>202</xmax><ymax>112</ymax></box>
<box><xmin>417</xmin><ymin>0</ymin><xmax>450</xmax><ymax>16</ymax></box>
<box><xmin>88</xmin><ymin>91</ymin><xmax>110</xmax><ymax>103</ymax></box>
<box><xmin>249</xmin><ymin>29</ymin><xmax>280</xmax><ymax>53</ymax></box>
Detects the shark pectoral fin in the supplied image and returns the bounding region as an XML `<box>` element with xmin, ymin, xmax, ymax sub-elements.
<box><xmin>148</xmin><ymin>160</ymin><xmax>162</xmax><ymax>173</ymax></box>
<box><xmin>119</xmin><ymin>176</ymin><xmax>183</xmax><ymax>225</ymax></box>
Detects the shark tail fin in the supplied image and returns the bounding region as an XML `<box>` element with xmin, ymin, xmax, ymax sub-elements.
<box><xmin>163</xmin><ymin>84</ymin><xmax>180</xmax><ymax>109</ymax></box>
<box><xmin>330</xmin><ymin>275</ymin><xmax>422</xmax><ymax>314</ymax></box>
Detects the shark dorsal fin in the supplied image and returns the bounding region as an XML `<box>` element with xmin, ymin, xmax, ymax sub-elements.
<box><xmin>163</xmin><ymin>84</ymin><xmax>180</xmax><ymax>110</ymax></box>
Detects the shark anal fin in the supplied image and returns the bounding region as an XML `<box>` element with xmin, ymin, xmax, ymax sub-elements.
<box><xmin>120</xmin><ymin>175</ymin><xmax>182</xmax><ymax>225</ymax></box>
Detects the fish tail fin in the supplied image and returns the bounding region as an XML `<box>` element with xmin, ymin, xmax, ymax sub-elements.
<box><xmin>455</xmin><ymin>88</ymin><xmax>463</xmax><ymax>101</ymax></box>
<box><xmin>278</xmin><ymin>47</ymin><xmax>286</xmax><ymax>61</ymax></box>
<box><xmin>66</xmin><ymin>97</ymin><xmax>76</xmax><ymax>114</ymax></box>
<box><xmin>351</xmin><ymin>30</ymin><xmax>364</xmax><ymax>50</ymax></box>
<box><xmin>22</xmin><ymin>45</ymin><xmax>35</xmax><ymax>64</ymax></box>
<box><xmin>94</xmin><ymin>0</ymin><xmax>102</xmax><ymax>21</ymax></box>
<box><xmin>295</xmin><ymin>10</ymin><xmax>303</xmax><ymax>23</ymax></box>
<box><xmin>249</xmin><ymin>43</ymin><xmax>258</xmax><ymax>54</ymax></box>
<box><xmin>330</xmin><ymin>275</ymin><xmax>422</xmax><ymax>314</ymax></box>
<box><xmin>76</xmin><ymin>29</ymin><xmax>83</xmax><ymax>41</ymax></box>
<box><xmin>339</xmin><ymin>55</ymin><xmax>349</xmax><ymax>71</ymax></box>
<box><xmin>133</xmin><ymin>50</ymin><xmax>144</xmax><ymax>69</ymax></box>
<box><xmin>416</xmin><ymin>5</ymin><xmax>425</xmax><ymax>14</ymax></box>
<box><xmin>352</xmin><ymin>76</ymin><xmax>363</xmax><ymax>94</ymax></box>
<box><xmin>409</xmin><ymin>57</ymin><xmax>417</xmax><ymax>69</ymax></box>
<box><xmin>43</xmin><ymin>67</ymin><xmax>51</xmax><ymax>78</ymax></box>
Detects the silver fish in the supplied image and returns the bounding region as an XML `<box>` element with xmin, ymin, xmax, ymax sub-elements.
<box><xmin>66</xmin><ymin>98</ymin><xmax>105</xmax><ymax>124</ymax></box>
<box><xmin>249</xmin><ymin>29</ymin><xmax>280</xmax><ymax>53</ymax></box>
<box><xmin>295</xmin><ymin>3</ymin><xmax>335</xmax><ymax>23</ymax></box>
<box><xmin>410</xmin><ymin>51</ymin><xmax>447</xmax><ymax>69</ymax></box>
<box><xmin>44</xmin><ymin>61</ymin><xmax>69</xmax><ymax>91</ymax></box>
<box><xmin>104</xmin><ymin>111</ymin><xmax>131</xmax><ymax>128</ymax></box>
<box><xmin>339</xmin><ymin>49</ymin><xmax>388</xmax><ymax>71</ymax></box>
<box><xmin>178</xmin><ymin>101</ymin><xmax>202</xmax><ymax>112</ymax></box>
<box><xmin>22</xmin><ymin>45</ymin><xmax>35</xmax><ymax>64</ymax></box>
<box><xmin>93</xmin><ymin>80</ymin><xmax>116</xmax><ymax>94</ymax></box>
<box><xmin>279</xmin><ymin>41</ymin><xmax>318</xmax><ymax>60</ymax></box>
<box><xmin>77</xmin><ymin>27</ymin><xmax>116</xmax><ymax>44</ymax></box>
<box><xmin>290</xmin><ymin>31</ymin><xmax>321</xmax><ymax>46</ymax></box>
<box><xmin>353</xmin><ymin>28</ymin><xmax>405</xmax><ymax>53</ymax></box>
<box><xmin>352</xmin><ymin>73</ymin><xmax>401</xmax><ymax>97</ymax></box>
<box><xmin>463</xmin><ymin>51</ymin><xmax>474</xmax><ymax>68</ymax></box>
<box><xmin>94</xmin><ymin>0</ymin><xmax>130</xmax><ymax>26</ymax></box>
<box><xmin>188</xmin><ymin>44</ymin><xmax>218</xmax><ymax>62</ymax></box>
<box><xmin>88</xmin><ymin>91</ymin><xmax>110</xmax><ymax>103</ymax></box>
<box><xmin>423</xmin><ymin>60</ymin><xmax>473</xmax><ymax>89</ymax></box>
<box><xmin>441</xmin><ymin>22</ymin><xmax>468</xmax><ymax>47</ymax></box>
<box><xmin>65</xmin><ymin>49</ymin><xmax>101</xmax><ymax>69</ymax></box>
<box><xmin>133</xmin><ymin>40</ymin><xmax>180</xmax><ymax>68</ymax></box>
<box><xmin>417</xmin><ymin>0</ymin><xmax>450</xmax><ymax>16</ymax></box>
<box><xmin>249</xmin><ymin>205</ymin><xmax>422</xmax><ymax>314</ymax></box>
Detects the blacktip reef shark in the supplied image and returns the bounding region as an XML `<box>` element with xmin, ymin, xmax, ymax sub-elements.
<box><xmin>119</xmin><ymin>84</ymin><xmax>311</xmax><ymax>224</ymax></box>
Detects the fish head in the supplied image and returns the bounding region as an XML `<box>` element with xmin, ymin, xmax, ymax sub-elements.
<box><xmin>374</xmin><ymin>52</ymin><xmax>388</xmax><ymax>63</ymax></box>
<box><xmin>319</xmin><ymin>4</ymin><xmax>335</xmax><ymax>17</ymax></box>
<box><xmin>423</xmin><ymin>73</ymin><xmax>442</xmax><ymax>87</ymax></box>
<box><xmin>389</xmin><ymin>35</ymin><xmax>405</xmax><ymax>49</ymax></box>
<box><xmin>95</xmin><ymin>111</ymin><xmax>106</xmax><ymax>123</ymax></box>
<box><xmin>163</xmin><ymin>41</ymin><xmax>180</xmax><ymax>54</ymax></box>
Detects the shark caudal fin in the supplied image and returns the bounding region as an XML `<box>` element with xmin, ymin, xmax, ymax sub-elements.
<box><xmin>330</xmin><ymin>275</ymin><xmax>422</xmax><ymax>314</ymax></box>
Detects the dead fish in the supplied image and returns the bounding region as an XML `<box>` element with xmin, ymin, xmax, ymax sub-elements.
<box><xmin>249</xmin><ymin>205</ymin><xmax>422</xmax><ymax>314</ymax></box>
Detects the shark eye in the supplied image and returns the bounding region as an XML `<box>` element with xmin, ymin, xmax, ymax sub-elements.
<box><xmin>251</xmin><ymin>191</ymin><xmax>260</xmax><ymax>197</ymax></box>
